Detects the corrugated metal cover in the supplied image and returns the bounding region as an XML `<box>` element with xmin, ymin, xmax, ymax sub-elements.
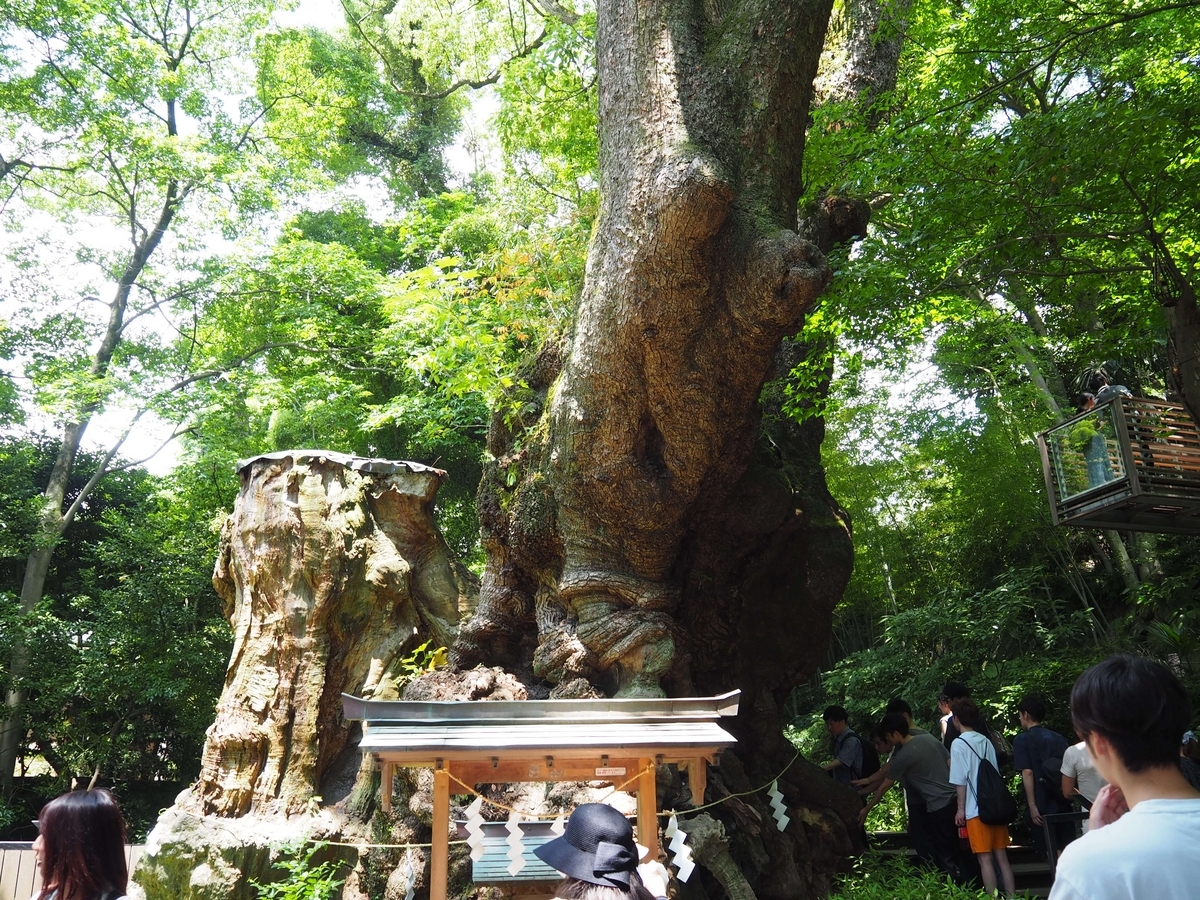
<box><xmin>359</xmin><ymin>720</ymin><xmax>736</xmax><ymax>754</ymax></box>
<box><xmin>343</xmin><ymin>690</ymin><xmax>739</xmax><ymax>724</ymax></box>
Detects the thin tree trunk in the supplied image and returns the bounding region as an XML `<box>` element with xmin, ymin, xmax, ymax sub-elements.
<box><xmin>0</xmin><ymin>188</ymin><xmax>179</xmax><ymax>789</ymax></box>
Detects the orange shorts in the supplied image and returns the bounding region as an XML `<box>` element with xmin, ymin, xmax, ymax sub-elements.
<box><xmin>965</xmin><ymin>817</ymin><xmax>1010</xmax><ymax>853</ymax></box>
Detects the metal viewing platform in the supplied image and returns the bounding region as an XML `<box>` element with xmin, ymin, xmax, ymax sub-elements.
<box><xmin>1038</xmin><ymin>397</ymin><xmax>1200</xmax><ymax>533</ymax></box>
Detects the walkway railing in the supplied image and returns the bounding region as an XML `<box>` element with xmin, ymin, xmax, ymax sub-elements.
<box><xmin>0</xmin><ymin>844</ymin><xmax>143</xmax><ymax>900</ymax></box>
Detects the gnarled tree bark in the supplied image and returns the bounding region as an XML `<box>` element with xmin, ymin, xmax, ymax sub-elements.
<box><xmin>451</xmin><ymin>0</ymin><xmax>869</xmax><ymax>893</ymax></box>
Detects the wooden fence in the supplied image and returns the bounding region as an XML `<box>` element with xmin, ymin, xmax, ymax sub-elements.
<box><xmin>0</xmin><ymin>845</ymin><xmax>143</xmax><ymax>900</ymax></box>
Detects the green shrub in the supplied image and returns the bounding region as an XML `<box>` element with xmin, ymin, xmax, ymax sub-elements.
<box><xmin>833</xmin><ymin>853</ymin><xmax>990</xmax><ymax>899</ymax></box>
<box><xmin>251</xmin><ymin>841</ymin><xmax>347</xmax><ymax>900</ymax></box>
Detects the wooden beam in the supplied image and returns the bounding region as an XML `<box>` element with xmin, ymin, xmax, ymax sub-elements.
<box><xmin>637</xmin><ymin>757</ymin><xmax>658</xmax><ymax>859</ymax></box>
<box><xmin>432</xmin><ymin>766</ymin><xmax>450</xmax><ymax>900</ymax></box>
<box><xmin>447</xmin><ymin>757</ymin><xmax>645</xmax><ymax>786</ymax></box>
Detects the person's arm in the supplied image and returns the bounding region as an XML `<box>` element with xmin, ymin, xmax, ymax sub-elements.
<box><xmin>955</xmin><ymin>784</ymin><xmax>967</xmax><ymax>827</ymax></box>
<box><xmin>638</xmin><ymin>860</ymin><xmax>670</xmax><ymax>900</ymax></box>
<box><xmin>1062</xmin><ymin>773</ymin><xmax>1077</xmax><ymax>800</ymax></box>
<box><xmin>1022</xmin><ymin>769</ymin><xmax>1043</xmax><ymax>825</ymax></box>
<box><xmin>858</xmin><ymin>777</ymin><xmax>895</xmax><ymax>826</ymax></box>
<box><xmin>822</xmin><ymin>758</ymin><xmax>842</xmax><ymax>772</ymax></box>
<box><xmin>852</xmin><ymin>761</ymin><xmax>890</xmax><ymax>790</ymax></box>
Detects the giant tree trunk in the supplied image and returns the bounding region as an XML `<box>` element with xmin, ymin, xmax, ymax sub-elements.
<box><xmin>134</xmin><ymin>451</ymin><xmax>476</xmax><ymax>900</ymax></box>
<box><xmin>452</xmin><ymin>0</ymin><xmax>868</xmax><ymax>894</ymax></box>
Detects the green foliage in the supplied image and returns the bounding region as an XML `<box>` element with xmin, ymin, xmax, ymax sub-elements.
<box><xmin>252</xmin><ymin>841</ymin><xmax>347</xmax><ymax>900</ymax></box>
<box><xmin>256</xmin><ymin>27</ymin><xmax>458</xmax><ymax>198</ymax></box>
<box><xmin>863</xmin><ymin>785</ymin><xmax>906</xmax><ymax>833</ymax></box>
<box><xmin>0</xmin><ymin>436</ymin><xmax>230</xmax><ymax>787</ymax></box>
<box><xmin>813</xmin><ymin>567</ymin><xmax>1106</xmax><ymax>737</ymax></box>
<box><xmin>395</xmin><ymin>641</ymin><xmax>449</xmax><ymax>687</ymax></box>
<box><xmin>495</xmin><ymin>13</ymin><xmax>599</xmax><ymax>200</ymax></box>
<box><xmin>832</xmin><ymin>853</ymin><xmax>992</xmax><ymax>899</ymax></box>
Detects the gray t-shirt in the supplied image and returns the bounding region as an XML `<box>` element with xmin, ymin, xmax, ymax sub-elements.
<box><xmin>889</xmin><ymin>732</ymin><xmax>956</xmax><ymax>812</ymax></box>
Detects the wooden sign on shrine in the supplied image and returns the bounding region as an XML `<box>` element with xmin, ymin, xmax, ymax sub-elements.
<box><xmin>342</xmin><ymin>690</ymin><xmax>740</xmax><ymax>900</ymax></box>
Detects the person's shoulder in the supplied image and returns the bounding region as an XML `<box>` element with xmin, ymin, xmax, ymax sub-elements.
<box><xmin>1131</xmin><ymin>797</ymin><xmax>1200</xmax><ymax>819</ymax></box>
<box><xmin>1042</xmin><ymin>726</ymin><xmax>1070</xmax><ymax>749</ymax></box>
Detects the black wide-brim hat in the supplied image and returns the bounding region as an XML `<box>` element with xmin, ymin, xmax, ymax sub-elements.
<box><xmin>533</xmin><ymin>803</ymin><xmax>639</xmax><ymax>887</ymax></box>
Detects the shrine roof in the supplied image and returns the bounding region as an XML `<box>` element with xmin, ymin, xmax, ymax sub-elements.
<box><xmin>343</xmin><ymin>690</ymin><xmax>740</xmax><ymax>757</ymax></box>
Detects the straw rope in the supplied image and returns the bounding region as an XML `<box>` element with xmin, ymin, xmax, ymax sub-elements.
<box><xmin>304</xmin><ymin>748</ymin><xmax>804</xmax><ymax>851</ymax></box>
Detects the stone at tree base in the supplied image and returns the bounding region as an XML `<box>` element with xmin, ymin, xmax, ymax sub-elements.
<box><xmin>130</xmin><ymin>799</ymin><xmax>349</xmax><ymax>900</ymax></box>
<box><xmin>134</xmin><ymin>451</ymin><xmax>476</xmax><ymax>900</ymax></box>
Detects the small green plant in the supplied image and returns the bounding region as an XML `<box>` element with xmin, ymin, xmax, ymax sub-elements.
<box><xmin>397</xmin><ymin>640</ymin><xmax>449</xmax><ymax>685</ymax></box>
<box><xmin>0</xmin><ymin>797</ymin><xmax>20</xmax><ymax>836</ymax></box>
<box><xmin>252</xmin><ymin>840</ymin><xmax>346</xmax><ymax>900</ymax></box>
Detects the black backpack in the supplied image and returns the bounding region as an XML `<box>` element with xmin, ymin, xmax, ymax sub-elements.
<box><xmin>961</xmin><ymin>737</ymin><xmax>1018</xmax><ymax>825</ymax></box>
<box><xmin>859</xmin><ymin>733</ymin><xmax>881</xmax><ymax>779</ymax></box>
<box><xmin>1041</xmin><ymin>754</ymin><xmax>1066</xmax><ymax>803</ymax></box>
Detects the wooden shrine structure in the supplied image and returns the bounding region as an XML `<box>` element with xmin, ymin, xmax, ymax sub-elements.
<box><xmin>1038</xmin><ymin>396</ymin><xmax>1200</xmax><ymax>533</ymax></box>
<box><xmin>342</xmin><ymin>690</ymin><xmax>739</xmax><ymax>900</ymax></box>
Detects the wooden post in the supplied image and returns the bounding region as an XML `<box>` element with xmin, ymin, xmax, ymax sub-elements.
<box><xmin>637</xmin><ymin>757</ymin><xmax>658</xmax><ymax>858</ymax></box>
<box><xmin>432</xmin><ymin>765</ymin><xmax>451</xmax><ymax>900</ymax></box>
<box><xmin>687</xmin><ymin>758</ymin><xmax>707</xmax><ymax>809</ymax></box>
<box><xmin>381</xmin><ymin>761</ymin><xmax>393</xmax><ymax>813</ymax></box>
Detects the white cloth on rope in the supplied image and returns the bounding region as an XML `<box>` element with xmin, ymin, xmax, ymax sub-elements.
<box><xmin>664</xmin><ymin>814</ymin><xmax>695</xmax><ymax>883</ymax></box>
<box><xmin>465</xmin><ymin>796</ymin><xmax>487</xmax><ymax>862</ymax></box>
<box><xmin>767</xmin><ymin>780</ymin><xmax>790</xmax><ymax>831</ymax></box>
<box><xmin>506</xmin><ymin>809</ymin><xmax>526</xmax><ymax>877</ymax></box>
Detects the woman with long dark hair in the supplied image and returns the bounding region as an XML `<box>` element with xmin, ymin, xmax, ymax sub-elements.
<box><xmin>533</xmin><ymin>803</ymin><xmax>667</xmax><ymax>900</ymax></box>
<box><xmin>32</xmin><ymin>788</ymin><xmax>129</xmax><ymax>900</ymax></box>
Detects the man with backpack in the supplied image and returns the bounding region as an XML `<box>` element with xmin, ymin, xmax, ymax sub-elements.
<box><xmin>1013</xmin><ymin>694</ymin><xmax>1072</xmax><ymax>858</ymax></box>
<box><xmin>822</xmin><ymin>705</ymin><xmax>865</xmax><ymax>787</ymax></box>
<box><xmin>950</xmin><ymin>698</ymin><xmax>1016</xmax><ymax>898</ymax></box>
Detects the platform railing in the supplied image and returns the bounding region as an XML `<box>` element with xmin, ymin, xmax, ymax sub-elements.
<box><xmin>1039</xmin><ymin>397</ymin><xmax>1200</xmax><ymax>533</ymax></box>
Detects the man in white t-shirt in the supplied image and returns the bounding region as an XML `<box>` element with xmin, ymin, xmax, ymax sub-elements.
<box><xmin>1060</xmin><ymin>740</ymin><xmax>1105</xmax><ymax>832</ymax></box>
<box><xmin>1049</xmin><ymin>655</ymin><xmax>1200</xmax><ymax>900</ymax></box>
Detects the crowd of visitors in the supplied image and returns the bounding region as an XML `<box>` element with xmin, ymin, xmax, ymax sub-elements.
<box><xmin>825</xmin><ymin>655</ymin><xmax>1200</xmax><ymax>899</ymax></box>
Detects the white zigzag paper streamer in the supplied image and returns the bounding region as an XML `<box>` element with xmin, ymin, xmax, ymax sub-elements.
<box><xmin>550</xmin><ymin>814</ymin><xmax>566</xmax><ymax>836</ymax></box>
<box><xmin>402</xmin><ymin>850</ymin><xmax>417</xmax><ymax>900</ymax></box>
<box><xmin>767</xmin><ymin>780</ymin><xmax>790</xmax><ymax>832</ymax></box>
<box><xmin>665</xmin><ymin>814</ymin><xmax>695</xmax><ymax>882</ymax></box>
<box><xmin>506</xmin><ymin>810</ymin><xmax>526</xmax><ymax>877</ymax></box>
<box><xmin>465</xmin><ymin>796</ymin><xmax>487</xmax><ymax>862</ymax></box>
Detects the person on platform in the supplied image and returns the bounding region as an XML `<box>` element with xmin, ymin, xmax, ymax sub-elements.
<box><xmin>1048</xmin><ymin>655</ymin><xmax>1200</xmax><ymax>900</ymax></box>
<box><xmin>939</xmin><ymin>683</ymin><xmax>971</xmax><ymax>751</ymax></box>
<box><xmin>1061</xmin><ymin>739</ymin><xmax>1106</xmax><ymax>832</ymax></box>
<box><xmin>821</xmin><ymin>705</ymin><xmax>864</xmax><ymax>787</ymax></box>
<box><xmin>861</xmin><ymin>713</ymin><xmax>965</xmax><ymax>883</ymax></box>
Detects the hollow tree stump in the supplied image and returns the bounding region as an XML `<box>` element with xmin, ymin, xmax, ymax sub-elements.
<box><xmin>133</xmin><ymin>451</ymin><xmax>476</xmax><ymax>900</ymax></box>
